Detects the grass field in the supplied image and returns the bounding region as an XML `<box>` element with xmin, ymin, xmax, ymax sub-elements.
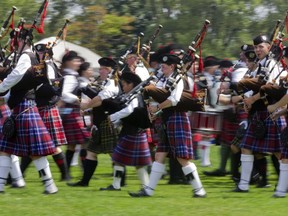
<box><xmin>0</xmin><ymin>145</ymin><xmax>286</xmax><ymax>216</ymax></box>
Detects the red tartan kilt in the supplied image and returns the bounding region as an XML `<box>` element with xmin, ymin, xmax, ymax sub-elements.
<box><xmin>240</xmin><ymin>110</ymin><xmax>286</xmax><ymax>153</ymax></box>
<box><xmin>112</xmin><ymin>132</ymin><xmax>152</xmax><ymax>166</ymax></box>
<box><xmin>38</xmin><ymin>105</ymin><xmax>67</xmax><ymax>147</ymax></box>
<box><xmin>61</xmin><ymin>106</ymin><xmax>90</xmax><ymax>145</ymax></box>
<box><xmin>0</xmin><ymin>99</ymin><xmax>55</xmax><ymax>156</ymax></box>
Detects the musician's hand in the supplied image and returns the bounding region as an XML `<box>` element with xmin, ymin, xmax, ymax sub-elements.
<box><xmin>148</xmin><ymin>105</ymin><xmax>158</xmax><ymax>114</ymax></box>
<box><xmin>231</xmin><ymin>95</ymin><xmax>242</xmax><ymax>104</ymax></box>
<box><xmin>239</xmin><ymin>120</ymin><xmax>248</xmax><ymax>130</ymax></box>
<box><xmin>80</xmin><ymin>110</ymin><xmax>85</xmax><ymax>116</ymax></box>
<box><xmin>267</xmin><ymin>104</ymin><xmax>277</xmax><ymax>113</ymax></box>
<box><xmin>243</xmin><ymin>96</ymin><xmax>255</xmax><ymax>111</ymax></box>
<box><xmin>80</xmin><ymin>103</ymin><xmax>89</xmax><ymax>111</ymax></box>
<box><xmin>270</xmin><ymin>108</ymin><xmax>286</xmax><ymax>121</ymax></box>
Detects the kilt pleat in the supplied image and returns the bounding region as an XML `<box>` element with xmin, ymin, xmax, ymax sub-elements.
<box><xmin>157</xmin><ymin>112</ymin><xmax>193</xmax><ymax>159</ymax></box>
<box><xmin>38</xmin><ymin>105</ymin><xmax>67</xmax><ymax>147</ymax></box>
<box><xmin>61</xmin><ymin>105</ymin><xmax>90</xmax><ymax>145</ymax></box>
<box><xmin>87</xmin><ymin>118</ymin><xmax>118</xmax><ymax>154</ymax></box>
<box><xmin>112</xmin><ymin>132</ymin><xmax>152</xmax><ymax>166</ymax></box>
<box><xmin>0</xmin><ymin>100</ymin><xmax>55</xmax><ymax>156</ymax></box>
<box><xmin>240</xmin><ymin>110</ymin><xmax>286</xmax><ymax>153</ymax></box>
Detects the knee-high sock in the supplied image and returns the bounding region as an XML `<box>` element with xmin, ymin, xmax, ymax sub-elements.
<box><xmin>79</xmin><ymin>149</ymin><xmax>87</xmax><ymax>168</ymax></box>
<box><xmin>20</xmin><ymin>156</ymin><xmax>32</xmax><ymax>175</ymax></box>
<box><xmin>112</xmin><ymin>165</ymin><xmax>125</xmax><ymax>189</ymax></box>
<box><xmin>81</xmin><ymin>159</ymin><xmax>98</xmax><ymax>185</ymax></box>
<box><xmin>33</xmin><ymin>157</ymin><xmax>54</xmax><ymax>186</ymax></box>
<box><xmin>145</xmin><ymin>162</ymin><xmax>165</xmax><ymax>196</ymax></box>
<box><xmin>238</xmin><ymin>154</ymin><xmax>254</xmax><ymax>190</ymax></box>
<box><xmin>10</xmin><ymin>155</ymin><xmax>25</xmax><ymax>186</ymax></box>
<box><xmin>275</xmin><ymin>162</ymin><xmax>288</xmax><ymax>196</ymax></box>
<box><xmin>271</xmin><ymin>154</ymin><xmax>280</xmax><ymax>176</ymax></box>
<box><xmin>0</xmin><ymin>155</ymin><xmax>11</xmax><ymax>191</ymax></box>
<box><xmin>254</xmin><ymin>157</ymin><xmax>267</xmax><ymax>182</ymax></box>
<box><xmin>230</xmin><ymin>152</ymin><xmax>241</xmax><ymax>178</ymax></box>
<box><xmin>136</xmin><ymin>167</ymin><xmax>149</xmax><ymax>187</ymax></box>
<box><xmin>199</xmin><ymin>141</ymin><xmax>211</xmax><ymax>166</ymax></box>
<box><xmin>120</xmin><ymin>166</ymin><xmax>127</xmax><ymax>187</ymax></box>
<box><xmin>182</xmin><ymin>162</ymin><xmax>206</xmax><ymax>195</ymax></box>
<box><xmin>52</xmin><ymin>152</ymin><xmax>69</xmax><ymax>180</ymax></box>
<box><xmin>219</xmin><ymin>145</ymin><xmax>231</xmax><ymax>172</ymax></box>
<box><xmin>65</xmin><ymin>149</ymin><xmax>75</xmax><ymax>170</ymax></box>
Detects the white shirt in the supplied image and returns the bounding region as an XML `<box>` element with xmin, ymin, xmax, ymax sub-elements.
<box><xmin>135</xmin><ymin>63</ymin><xmax>150</xmax><ymax>81</ymax></box>
<box><xmin>98</xmin><ymin>78</ymin><xmax>119</xmax><ymax>100</ymax></box>
<box><xmin>110</xmin><ymin>96</ymin><xmax>138</xmax><ymax>122</ymax></box>
<box><xmin>162</xmin><ymin>73</ymin><xmax>183</xmax><ymax>106</ymax></box>
<box><xmin>61</xmin><ymin>68</ymin><xmax>79</xmax><ymax>104</ymax></box>
<box><xmin>0</xmin><ymin>48</ymin><xmax>32</xmax><ymax>93</ymax></box>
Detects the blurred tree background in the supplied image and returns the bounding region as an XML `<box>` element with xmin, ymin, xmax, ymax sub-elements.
<box><xmin>1</xmin><ymin>0</ymin><xmax>288</xmax><ymax>60</ymax></box>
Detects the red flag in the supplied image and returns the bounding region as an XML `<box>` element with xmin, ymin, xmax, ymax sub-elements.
<box><xmin>35</xmin><ymin>0</ymin><xmax>49</xmax><ymax>34</ymax></box>
<box><xmin>8</xmin><ymin>10</ymin><xmax>15</xmax><ymax>29</ymax></box>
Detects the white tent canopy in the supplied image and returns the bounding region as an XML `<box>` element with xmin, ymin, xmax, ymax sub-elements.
<box><xmin>35</xmin><ymin>37</ymin><xmax>101</xmax><ymax>69</ymax></box>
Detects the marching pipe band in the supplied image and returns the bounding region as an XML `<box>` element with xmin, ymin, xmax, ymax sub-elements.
<box><xmin>2</xmin><ymin>1</ymin><xmax>288</xmax><ymax>199</ymax></box>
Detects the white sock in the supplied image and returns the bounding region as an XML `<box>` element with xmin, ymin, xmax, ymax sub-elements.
<box><xmin>10</xmin><ymin>155</ymin><xmax>25</xmax><ymax>187</ymax></box>
<box><xmin>146</xmin><ymin>162</ymin><xmax>165</xmax><ymax>196</ymax></box>
<box><xmin>136</xmin><ymin>167</ymin><xmax>149</xmax><ymax>187</ymax></box>
<box><xmin>182</xmin><ymin>162</ymin><xmax>206</xmax><ymax>196</ymax></box>
<box><xmin>199</xmin><ymin>141</ymin><xmax>211</xmax><ymax>166</ymax></box>
<box><xmin>33</xmin><ymin>157</ymin><xmax>57</xmax><ymax>193</ymax></box>
<box><xmin>238</xmin><ymin>154</ymin><xmax>254</xmax><ymax>190</ymax></box>
<box><xmin>0</xmin><ymin>155</ymin><xmax>12</xmax><ymax>192</ymax></box>
<box><xmin>274</xmin><ymin>162</ymin><xmax>288</xmax><ymax>197</ymax></box>
<box><xmin>112</xmin><ymin>165</ymin><xmax>124</xmax><ymax>189</ymax></box>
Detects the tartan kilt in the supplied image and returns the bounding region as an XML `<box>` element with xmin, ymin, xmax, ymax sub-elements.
<box><xmin>38</xmin><ymin>105</ymin><xmax>67</xmax><ymax>147</ymax></box>
<box><xmin>0</xmin><ymin>99</ymin><xmax>55</xmax><ymax>156</ymax></box>
<box><xmin>112</xmin><ymin>132</ymin><xmax>152</xmax><ymax>166</ymax></box>
<box><xmin>61</xmin><ymin>105</ymin><xmax>90</xmax><ymax>145</ymax></box>
<box><xmin>219</xmin><ymin>119</ymin><xmax>240</xmax><ymax>146</ymax></box>
<box><xmin>240</xmin><ymin>110</ymin><xmax>286</xmax><ymax>153</ymax></box>
<box><xmin>87</xmin><ymin>118</ymin><xmax>118</xmax><ymax>154</ymax></box>
<box><xmin>0</xmin><ymin>104</ymin><xmax>11</xmax><ymax>121</ymax></box>
<box><xmin>157</xmin><ymin>112</ymin><xmax>194</xmax><ymax>159</ymax></box>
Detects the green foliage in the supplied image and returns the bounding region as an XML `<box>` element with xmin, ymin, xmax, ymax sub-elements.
<box><xmin>1</xmin><ymin>0</ymin><xmax>288</xmax><ymax>59</ymax></box>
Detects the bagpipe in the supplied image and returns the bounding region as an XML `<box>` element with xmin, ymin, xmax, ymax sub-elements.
<box><xmin>101</xmin><ymin>76</ymin><xmax>156</xmax><ymax>129</ymax></box>
<box><xmin>237</xmin><ymin>12</ymin><xmax>288</xmax><ymax>98</ymax></box>
<box><xmin>142</xmin><ymin>19</ymin><xmax>210</xmax><ymax>112</ymax></box>
<box><xmin>0</xmin><ymin>6</ymin><xmax>17</xmax><ymax>63</ymax></box>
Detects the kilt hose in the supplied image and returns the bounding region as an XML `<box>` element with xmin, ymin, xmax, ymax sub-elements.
<box><xmin>0</xmin><ymin>99</ymin><xmax>55</xmax><ymax>156</ymax></box>
<box><xmin>157</xmin><ymin>111</ymin><xmax>194</xmax><ymax>160</ymax></box>
<box><xmin>240</xmin><ymin>110</ymin><xmax>286</xmax><ymax>153</ymax></box>
<box><xmin>61</xmin><ymin>105</ymin><xmax>90</xmax><ymax>145</ymax></box>
<box><xmin>38</xmin><ymin>105</ymin><xmax>67</xmax><ymax>147</ymax></box>
<box><xmin>112</xmin><ymin>131</ymin><xmax>152</xmax><ymax>166</ymax></box>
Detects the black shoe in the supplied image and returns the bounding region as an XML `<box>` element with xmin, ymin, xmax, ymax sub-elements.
<box><xmin>99</xmin><ymin>185</ymin><xmax>121</xmax><ymax>191</ymax></box>
<box><xmin>128</xmin><ymin>188</ymin><xmax>150</xmax><ymax>197</ymax></box>
<box><xmin>203</xmin><ymin>169</ymin><xmax>226</xmax><ymax>177</ymax></box>
<box><xmin>256</xmin><ymin>180</ymin><xmax>271</xmax><ymax>188</ymax></box>
<box><xmin>233</xmin><ymin>186</ymin><xmax>248</xmax><ymax>193</ymax></box>
<box><xmin>66</xmin><ymin>181</ymin><xmax>88</xmax><ymax>187</ymax></box>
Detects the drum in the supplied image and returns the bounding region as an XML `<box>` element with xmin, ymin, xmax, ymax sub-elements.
<box><xmin>189</xmin><ymin>109</ymin><xmax>223</xmax><ymax>134</ymax></box>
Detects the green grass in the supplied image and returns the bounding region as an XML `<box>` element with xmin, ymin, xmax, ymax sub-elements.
<box><xmin>0</xmin><ymin>145</ymin><xmax>286</xmax><ymax>216</ymax></box>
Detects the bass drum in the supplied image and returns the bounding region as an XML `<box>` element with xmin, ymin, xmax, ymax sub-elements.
<box><xmin>189</xmin><ymin>108</ymin><xmax>223</xmax><ymax>135</ymax></box>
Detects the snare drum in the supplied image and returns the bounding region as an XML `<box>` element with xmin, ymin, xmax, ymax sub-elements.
<box><xmin>189</xmin><ymin>110</ymin><xmax>223</xmax><ymax>134</ymax></box>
